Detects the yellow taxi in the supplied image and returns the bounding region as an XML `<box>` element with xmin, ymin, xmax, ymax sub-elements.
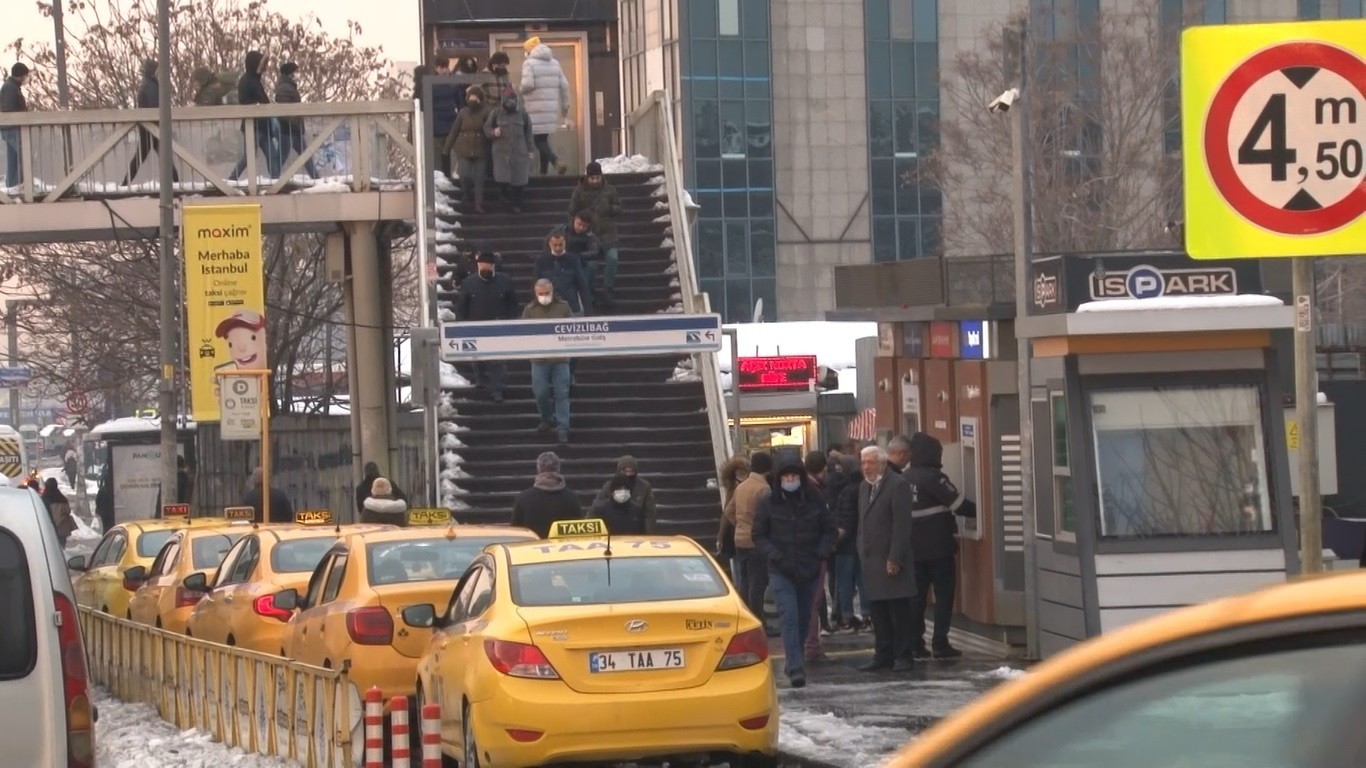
<box><xmin>127</xmin><ymin>508</ymin><xmax>260</xmax><ymax>632</ymax></box>
<box><xmin>889</xmin><ymin>570</ymin><xmax>1366</xmax><ymax>767</ymax></box>
<box><xmin>185</xmin><ymin>509</ymin><xmax>396</xmax><ymax>653</ymax></box>
<box><xmin>275</xmin><ymin>509</ymin><xmax>537</xmax><ymax>707</ymax></box>
<box><xmin>405</xmin><ymin>518</ymin><xmax>779</xmax><ymax>768</ymax></box>
<box><xmin>68</xmin><ymin>516</ymin><xmax>239</xmax><ymax>618</ymax></box>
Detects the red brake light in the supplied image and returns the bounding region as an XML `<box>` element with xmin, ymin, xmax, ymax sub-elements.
<box><xmin>253</xmin><ymin>594</ymin><xmax>293</xmax><ymax>623</ymax></box>
<box><xmin>483</xmin><ymin>639</ymin><xmax>559</xmax><ymax>679</ymax></box>
<box><xmin>53</xmin><ymin>592</ymin><xmax>94</xmax><ymax>768</ymax></box>
<box><xmin>717</xmin><ymin>627</ymin><xmax>769</xmax><ymax>670</ymax></box>
<box><xmin>121</xmin><ymin>576</ymin><xmax>141</xmax><ymax>592</ymax></box>
<box><xmin>345</xmin><ymin>607</ymin><xmax>394</xmax><ymax>645</ymax></box>
<box><xmin>174</xmin><ymin>588</ymin><xmax>204</xmax><ymax>608</ymax></box>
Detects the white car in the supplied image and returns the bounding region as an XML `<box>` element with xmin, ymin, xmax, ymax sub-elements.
<box><xmin>0</xmin><ymin>485</ymin><xmax>97</xmax><ymax>766</ymax></box>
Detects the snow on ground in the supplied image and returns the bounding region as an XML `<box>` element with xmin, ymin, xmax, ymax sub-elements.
<box><xmin>780</xmin><ymin>708</ymin><xmax>911</xmax><ymax>768</ymax></box>
<box><xmin>93</xmin><ymin>687</ymin><xmax>300</xmax><ymax>768</ymax></box>
<box><xmin>1076</xmin><ymin>294</ymin><xmax>1285</xmax><ymax>312</ymax></box>
<box><xmin>977</xmin><ymin>666</ymin><xmax>1028</xmax><ymax>680</ymax></box>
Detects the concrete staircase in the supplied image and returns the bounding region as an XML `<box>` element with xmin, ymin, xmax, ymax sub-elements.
<box><xmin>431</xmin><ymin>171</ymin><xmax>723</xmax><ymax>538</ymax></box>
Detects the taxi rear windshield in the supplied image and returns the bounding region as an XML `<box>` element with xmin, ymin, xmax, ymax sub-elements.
<box><xmin>192</xmin><ymin>533</ymin><xmax>245</xmax><ymax>570</ymax></box>
<box><xmin>510</xmin><ymin>556</ymin><xmax>728</xmax><ymax>607</ymax></box>
<box><xmin>137</xmin><ymin>529</ymin><xmax>175</xmax><ymax>558</ymax></box>
<box><xmin>367</xmin><ymin>537</ymin><xmax>524</xmax><ymax>586</ymax></box>
<box><xmin>270</xmin><ymin>537</ymin><xmax>335</xmax><ymax>574</ymax></box>
<box><xmin>0</xmin><ymin>528</ymin><xmax>36</xmax><ymax>680</ymax></box>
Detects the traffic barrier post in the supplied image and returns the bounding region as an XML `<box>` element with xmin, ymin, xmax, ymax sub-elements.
<box><xmin>364</xmin><ymin>687</ymin><xmax>385</xmax><ymax>768</ymax></box>
<box><xmin>421</xmin><ymin>703</ymin><xmax>442</xmax><ymax>768</ymax></box>
<box><xmin>390</xmin><ymin>695</ymin><xmax>411</xmax><ymax>768</ymax></box>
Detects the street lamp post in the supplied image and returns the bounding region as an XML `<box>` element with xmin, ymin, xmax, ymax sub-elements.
<box><xmin>155</xmin><ymin>0</ymin><xmax>179</xmax><ymax>513</ymax></box>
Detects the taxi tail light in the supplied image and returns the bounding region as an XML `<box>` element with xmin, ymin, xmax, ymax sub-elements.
<box><xmin>174</xmin><ymin>588</ymin><xmax>204</xmax><ymax>608</ymax></box>
<box><xmin>717</xmin><ymin>627</ymin><xmax>769</xmax><ymax>671</ymax></box>
<box><xmin>54</xmin><ymin>592</ymin><xmax>95</xmax><ymax>768</ymax></box>
<box><xmin>253</xmin><ymin>594</ymin><xmax>293</xmax><ymax>623</ymax></box>
<box><xmin>483</xmin><ymin>639</ymin><xmax>560</xmax><ymax>679</ymax></box>
<box><xmin>121</xmin><ymin>576</ymin><xmax>141</xmax><ymax>592</ymax></box>
<box><xmin>345</xmin><ymin>607</ymin><xmax>394</xmax><ymax>645</ymax></box>
<box><xmin>739</xmin><ymin>714</ymin><xmax>770</xmax><ymax>730</ymax></box>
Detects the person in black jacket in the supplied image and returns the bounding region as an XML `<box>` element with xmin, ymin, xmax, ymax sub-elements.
<box><xmin>242</xmin><ymin>467</ymin><xmax>294</xmax><ymax>524</ymax></box>
<box><xmin>886</xmin><ymin>434</ymin><xmax>912</xmax><ymax>474</ymax></box>
<box><xmin>429</xmin><ymin>52</ymin><xmax>458</xmax><ymax>179</ymax></box>
<box><xmin>229</xmin><ymin>50</ymin><xmax>280</xmax><ymax>180</ymax></box>
<box><xmin>832</xmin><ymin>455</ymin><xmax>871</xmax><ymax>631</ymax></box>
<box><xmin>1</xmin><ymin>63</ymin><xmax>30</xmax><ymax>189</ymax></box>
<box><xmin>511</xmin><ymin>452</ymin><xmax>582</xmax><ymax>538</ymax></box>
<box><xmin>455</xmin><ymin>250</ymin><xmax>519</xmax><ymax>402</ymax></box>
<box><xmin>356</xmin><ymin>461</ymin><xmax>409</xmax><ymax>517</ymax></box>
<box><xmin>590</xmin><ymin>474</ymin><xmax>647</xmax><ymax>535</ymax></box>
<box><xmin>533</xmin><ymin>228</ymin><xmax>591</xmax><ymax>316</ymax></box>
<box><xmin>752</xmin><ymin>455</ymin><xmax>838</xmax><ymax>688</ymax></box>
<box><xmin>274</xmin><ymin>61</ymin><xmax>318</xmax><ymax>178</ymax></box>
<box><xmin>123</xmin><ymin>58</ymin><xmax>179</xmax><ymax>186</ymax></box>
<box><xmin>904</xmin><ymin>432</ymin><xmax>977</xmax><ymax>659</ymax></box>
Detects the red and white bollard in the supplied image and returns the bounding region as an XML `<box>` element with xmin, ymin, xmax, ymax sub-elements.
<box><xmin>363</xmin><ymin>687</ymin><xmax>384</xmax><ymax>768</ymax></box>
<box><xmin>390</xmin><ymin>695</ymin><xmax>412</xmax><ymax>768</ymax></box>
<box><xmin>421</xmin><ymin>702</ymin><xmax>442</xmax><ymax>768</ymax></box>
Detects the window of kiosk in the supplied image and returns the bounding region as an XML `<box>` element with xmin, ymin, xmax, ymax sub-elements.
<box><xmin>740</xmin><ymin>424</ymin><xmax>807</xmax><ymax>453</ymax></box>
<box><xmin>958</xmin><ymin>417</ymin><xmax>982</xmax><ymax>540</ymax></box>
<box><xmin>1053</xmin><ymin>392</ymin><xmax>1077</xmax><ymax>541</ymax></box>
<box><xmin>903</xmin><ymin>410</ymin><xmax>921</xmax><ymax>435</ymax></box>
<box><xmin>1089</xmin><ymin>384</ymin><xmax>1272</xmax><ymax>539</ymax></box>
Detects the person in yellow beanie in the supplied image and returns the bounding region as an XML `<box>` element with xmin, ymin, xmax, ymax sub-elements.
<box><xmin>522</xmin><ymin>36</ymin><xmax>541</xmax><ymax>53</ymax></box>
<box><xmin>519</xmin><ymin>37</ymin><xmax>571</xmax><ymax>175</ymax></box>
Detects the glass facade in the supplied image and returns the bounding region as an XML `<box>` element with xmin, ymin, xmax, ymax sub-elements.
<box><xmin>1299</xmin><ymin>0</ymin><xmax>1365</xmax><ymax>16</ymax></box>
<box><xmin>680</xmin><ymin>0</ymin><xmax>777</xmax><ymax>322</ymax></box>
<box><xmin>864</xmin><ymin>0</ymin><xmax>941</xmax><ymax>262</ymax></box>
<box><xmin>1161</xmin><ymin>0</ymin><xmax>1227</xmax><ymax>155</ymax></box>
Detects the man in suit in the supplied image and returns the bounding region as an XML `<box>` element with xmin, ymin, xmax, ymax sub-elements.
<box><xmin>856</xmin><ymin>444</ymin><xmax>918</xmax><ymax>672</ymax></box>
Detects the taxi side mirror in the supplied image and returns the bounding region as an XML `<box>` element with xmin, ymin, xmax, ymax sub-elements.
<box><xmin>401</xmin><ymin>604</ymin><xmax>437</xmax><ymax>629</ymax></box>
<box><xmin>273</xmin><ymin>588</ymin><xmax>300</xmax><ymax>612</ymax></box>
<box><xmin>67</xmin><ymin>555</ymin><xmax>88</xmax><ymax>571</ymax></box>
<box><xmin>182</xmin><ymin>572</ymin><xmax>209</xmax><ymax>592</ymax></box>
<box><xmin>122</xmin><ymin>565</ymin><xmax>148</xmax><ymax>591</ymax></box>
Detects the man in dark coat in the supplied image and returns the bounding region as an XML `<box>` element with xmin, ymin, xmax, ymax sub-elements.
<box><xmin>242</xmin><ymin>467</ymin><xmax>293</xmax><ymax>524</ymax></box>
<box><xmin>752</xmin><ymin>454</ymin><xmax>837</xmax><ymax>688</ymax></box>
<box><xmin>568</xmin><ymin>162</ymin><xmax>623</xmax><ymax>300</ymax></box>
<box><xmin>191</xmin><ymin>67</ymin><xmax>231</xmax><ymax>106</ymax></box>
<box><xmin>455</xmin><ymin>250</ymin><xmax>519</xmax><ymax>402</ymax></box>
<box><xmin>229</xmin><ymin>50</ymin><xmax>279</xmax><ymax>179</ymax></box>
<box><xmin>511</xmin><ymin>452</ymin><xmax>582</xmax><ymax>537</ymax></box>
<box><xmin>274</xmin><ymin>61</ymin><xmax>318</xmax><ymax>178</ymax></box>
<box><xmin>591</xmin><ymin>455</ymin><xmax>657</xmax><ymax>531</ymax></box>
<box><xmin>123</xmin><ymin>59</ymin><xmax>179</xmax><ymax>186</ymax></box>
<box><xmin>833</xmin><ymin>455</ymin><xmax>871</xmax><ymax>630</ymax></box>
<box><xmin>904</xmin><ymin>432</ymin><xmax>977</xmax><ymax>659</ymax></box>
<box><xmin>856</xmin><ymin>445</ymin><xmax>918</xmax><ymax>672</ymax></box>
<box><xmin>533</xmin><ymin>228</ymin><xmax>592</xmax><ymax>316</ymax></box>
<box><xmin>429</xmin><ymin>52</ymin><xmax>459</xmax><ymax>178</ymax></box>
<box><xmin>2</xmin><ymin>63</ymin><xmax>32</xmax><ymax>188</ymax></box>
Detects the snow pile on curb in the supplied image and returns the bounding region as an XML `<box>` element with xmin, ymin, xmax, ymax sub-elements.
<box><xmin>93</xmin><ymin>687</ymin><xmax>300</xmax><ymax>767</ymax></box>
<box><xmin>978</xmin><ymin>666</ymin><xmax>1028</xmax><ymax>680</ymax></box>
<box><xmin>780</xmin><ymin>708</ymin><xmax>911</xmax><ymax>768</ymax></box>
<box><xmin>594</xmin><ymin>153</ymin><xmax>663</xmax><ymax>174</ymax></box>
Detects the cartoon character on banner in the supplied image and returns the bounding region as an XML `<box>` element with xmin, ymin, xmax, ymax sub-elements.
<box><xmin>210</xmin><ymin>309</ymin><xmax>268</xmax><ymax>401</ymax></box>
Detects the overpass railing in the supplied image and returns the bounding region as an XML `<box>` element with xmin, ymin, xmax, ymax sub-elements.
<box><xmin>0</xmin><ymin>101</ymin><xmax>415</xmax><ymax>203</ymax></box>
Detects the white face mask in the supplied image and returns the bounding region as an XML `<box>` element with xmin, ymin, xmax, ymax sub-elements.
<box><xmin>781</xmin><ymin>478</ymin><xmax>801</xmax><ymax>493</ymax></box>
<box><xmin>612</xmin><ymin>489</ymin><xmax>631</xmax><ymax>504</ymax></box>
<box><xmin>537</xmin><ymin>294</ymin><xmax>552</xmax><ymax>306</ymax></box>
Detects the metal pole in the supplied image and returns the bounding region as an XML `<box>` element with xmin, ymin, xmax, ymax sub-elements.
<box><xmin>155</xmin><ymin>0</ymin><xmax>179</xmax><ymax>521</ymax></box>
<box><xmin>51</xmin><ymin>0</ymin><xmax>71</xmax><ymax>108</ymax></box>
<box><xmin>1293</xmin><ymin>257</ymin><xmax>1322</xmax><ymax>573</ymax></box>
<box><xmin>724</xmin><ymin>328</ymin><xmax>742</xmax><ymax>454</ymax></box>
<box><xmin>260</xmin><ymin>370</ymin><xmax>272</xmax><ymax>525</ymax></box>
<box><xmin>6</xmin><ymin>302</ymin><xmax>18</xmax><ymax>427</ymax></box>
<box><xmin>414</xmin><ymin>98</ymin><xmax>439</xmax><ymax>506</ymax></box>
<box><xmin>1007</xmin><ymin>21</ymin><xmax>1041</xmax><ymax>660</ymax></box>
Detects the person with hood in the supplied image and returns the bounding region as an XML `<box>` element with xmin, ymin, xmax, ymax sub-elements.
<box><xmin>455</xmin><ymin>250</ymin><xmax>519</xmax><ymax>401</ymax></box>
<box><xmin>2</xmin><ymin>63</ymin><xmax>32</xmax><ymax>188</ymax></box>
<box><xmin>443</xmin><ymin>84</ymin><xmax>492</xmax><ymax>213</ymax></box>
<box><xmin>856</xmin><ymin>445</ymin><xmax>918</xmax><ymax>673</ymax></box>
<box><xmin>63</xmin><ymin>444</ymin><xmax>79</xmax><ymax>489</ymax></box>
<box><xmin>95</xmin><ymin>465</ymin><xmax>115</xmax><ymax>533</ymax></box>
<box><xmin>569</xmin><ymin>162</ymin><xmax>623</xmax><ymax>301</ymax></box>
<box><xmin>429</xmin><ymin>52</ymin><xmax>459</xmax><ymax>178</ymax></box>
<box><xmin>519</xmin><ymin>37</ymin><xmax>571</xmax><ymax>176</ymax></box>
<box><xmin>484</xmin><ymin>86</ymin><xmax>534</xmax><ymax>212</ymax></box>
<box><xmin>123</xmin><ymin>58</ymin><xmax>179</xmax><ymax>186</ymax></box>
<box><xmin>43</xmin><ymin>477</ymin><xmax>77</xmax><ymax>547</ymax></box>
<box><xmin>534</xmin><ymin>227</ymin><xmax>592</xmax><ymax>316</ymax></box>
<box><xmin>360</xmin><ymin>477</ymin><xmax>409</xmax><ymax>526</ymax></box>
<box><xmin>242</xmin><ymin>466</ymin><xmax>294</xmax><ymax>524</ymax></box>
<box><xmin>176</xmin><ymin>455</ymin><xmax>193</xmax><ymax>504</ymax></box>
<box><xmin>511</xmin><ymin>451</ymin><xmax>582</xmax><ymax>537</ymax></box>
<box><xmin>191</xmin><ymin>67</ymin><xmax>231</xmax><ymax>106</ymax></box>
<box><xmin>715</xmin><ymin>454</ymin><xmax>750</xmax><ymax>580</ymax></box>
<box><xmin>355</xmin><ymin>461</ymin><xmax>408</xmax><ymax>515</ymax></box>
<box><xmin>229</xmin><ymin>50</ymin><xmax>280</xmax><ymax>180</ymax></box>
<box><xmin>452</xmin><ymin>55</ymin><xmax>481</xmax><ymax>109</ymax></box>
<box><xmin>752</xmin><ymin>455</ymin><xmax>838</xmax><ymax>688</ymax></box>
<box><xmin>732</xmin><ymin>451</ymin><xmax>774</xmax><ymax>625</ymax></box>
<box><xmin>522</xmin><ymin>279</ymin><xmax>574</xmax><ymax>444</ymax></box>
<box><xmin>274</xmin><ymin>61</ymin><xmax>318</xmax><ymax>178</ymax></box>
<box><xmin>833</xmin><ymin>454</ymin><xmax>871</xmax><ymax>632</ymax></box>
<box><xmin>592</xmin><ymin>456</ymin><xmax>657</xmax><ymax>531</ymax></box>
<box><xmin>904</xmin><ymin>432</ymin><xmax>977</xmax><ymax>659</ymax></box>
<box><xmin>590</xmin><ymin>474</ymin><xmax>647</xmax><ymax>535</ymax></box>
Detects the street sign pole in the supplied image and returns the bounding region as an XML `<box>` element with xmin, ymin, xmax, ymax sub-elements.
<box><xmin>1293</xmin><ymin>258</ymin><xmax>1322</xmax><ymax>572</ymax></box>
<box><xmin>219</xmin><ymin>369</ymin><xmax>272</xmax><ymax>523</ymax></box>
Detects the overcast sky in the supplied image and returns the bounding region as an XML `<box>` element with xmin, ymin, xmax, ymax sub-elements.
<box><xmin>8</xmin><ymin>0</ymin><xmax>420</xmax><ymax>64</ymax></box>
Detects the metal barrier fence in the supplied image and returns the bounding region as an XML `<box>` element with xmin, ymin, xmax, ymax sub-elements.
<box><xmin>79</xmin><ymin>607</ymin><xmax>357</xmax><ymax>768</ymax></box>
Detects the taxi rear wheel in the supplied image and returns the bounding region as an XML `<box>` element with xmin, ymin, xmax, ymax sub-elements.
<box><xmin>462</xmin><ymin>702</ymin><xmax>480</xmax><ymax>768</ymax></box>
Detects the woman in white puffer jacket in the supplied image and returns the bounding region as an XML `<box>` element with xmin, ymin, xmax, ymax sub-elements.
<box><xmin>519</xmin><ymin>37</ymin><xmax>571</xmax><ymax>176</ymax></box>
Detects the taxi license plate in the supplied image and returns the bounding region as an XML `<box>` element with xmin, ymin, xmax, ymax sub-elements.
<box><xmin>589</xmin><ymin>649</ymin><xmax>684</xmax><ymax>673</ymax></box>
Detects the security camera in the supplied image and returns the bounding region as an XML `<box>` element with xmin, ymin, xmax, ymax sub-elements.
<box><xmin>987</xmin><ymin>88</ymin><xmax>1020</xmax><ymax>114</ymax></box>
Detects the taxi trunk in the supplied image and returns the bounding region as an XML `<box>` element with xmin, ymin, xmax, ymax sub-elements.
<box><xmin>517</xmin><ymin>603</ymin><xmax>741</xmax><ymax>694</ymax></box>
<box><xmin>373</xmin><ymin>583</ymin><xmax>456</xmax><ymax>658</ymax></box>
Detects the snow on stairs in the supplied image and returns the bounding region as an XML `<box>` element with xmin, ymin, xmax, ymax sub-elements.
<box><xmin>432</xmin><ymin>171</ymin><xmax>719</xmax><ymax>538</ymax></box>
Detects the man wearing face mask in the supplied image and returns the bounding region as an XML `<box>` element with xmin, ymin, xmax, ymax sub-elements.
<box><xmin>751</xmin><ymin>456</ymin><xmax>838</xmax><ymax>689</ymax></box>
<box><xmin>522</xmin><ymin>279</ymin><xmax>574</xmax><ymax>444</ymax></box>
<box><xmin>484</xmin><ymin>86</ymin><xmax>534</xmax><ymax>213</ymax></box>
<box><xmin>534</xmin><ymin>228</ymin><xmax>592</xmax><ymax>316</ymax></box>
<box><xmin>592</xmin><ymin>456</ymin><xmax>657</xmax><ymax>532</ymax></box>
<box><xmin>590</xmin><ymin>474</ymin><xmax>647</xmax><ymax>535</ymax></box>
<box><xmin>455</xmin><ymin>250</ymin><xmax>519</xmax><ymax>402</ymax></box>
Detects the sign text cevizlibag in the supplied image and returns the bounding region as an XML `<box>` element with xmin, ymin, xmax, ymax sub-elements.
<box><xmin>440</xmin><ymin>314</ymin><xmax>723</xmax><ymax>361</ymax></box>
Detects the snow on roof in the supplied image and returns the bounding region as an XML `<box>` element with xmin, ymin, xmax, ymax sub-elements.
<box><xmin>720</xmin><ymin>321</ymin><xmax>877</xmax><ymax>372</ymax></box>
<box><xmin>88</xmin><ymin>415</ymin><xmax>197</xmax><ymax>438</ymax></box>
<box><xmin>1076</xmin><ymin>295</ymin><xmax>1285</xmax><ymax>312</ymax></box>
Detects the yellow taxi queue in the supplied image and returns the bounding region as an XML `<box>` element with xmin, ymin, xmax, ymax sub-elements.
<box><xmin>407</xmin><ymin>519</ymin><xmax>779</xmax><ymax>768</ymax></box>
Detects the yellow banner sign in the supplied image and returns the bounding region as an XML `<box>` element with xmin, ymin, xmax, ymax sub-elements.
<box><xmin>183</xmin><ymin>204</ymin><xmax>267</xmax><ymax>422</ymax></box>
<box><xmin>407</xmin><ymin>507</ymin><xmax>453</xmax><ymax>526</ymax></box>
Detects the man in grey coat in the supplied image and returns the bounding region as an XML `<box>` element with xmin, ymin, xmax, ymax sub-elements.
<box><xmin>855</xmin><ymin>445</ymin><xmax>918</xmax><ymax>673</ymax></box>
<box><xmin>484</xmin><ymin>87</ymin><xmax>534</xmax><ymax>212</ymax></box>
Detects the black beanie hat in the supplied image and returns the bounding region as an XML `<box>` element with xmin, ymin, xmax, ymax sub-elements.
<box><xmin>586</xmin><ymin>161</ymin><xmax>603</xmax><ymax>176</ymax></box>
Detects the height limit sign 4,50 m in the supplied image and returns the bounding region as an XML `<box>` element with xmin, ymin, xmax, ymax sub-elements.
<box><xmin>1183</xmin><ymin>20</ymin><xmax>1366</xmax><ymax>259</ymax></box>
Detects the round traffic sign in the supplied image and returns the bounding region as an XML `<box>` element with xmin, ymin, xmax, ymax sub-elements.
<box><xmin>66</xmin><ymin>391</ymin><xmax>89</xmax><ymax>413</ymax></box>
<box><xmin>1204</xmin><ymin>41</ymin><xmax>1366</xmax><ymax>235</ymax></box>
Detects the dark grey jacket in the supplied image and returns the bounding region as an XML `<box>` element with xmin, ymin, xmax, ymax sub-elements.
<box><xmin>0</xmin><ymin>77</ymin><xmax>27</xmax><ymax>113</ymax></box>
<box><xmin>857</xmin><ymin>471</ymin><xmax>917</xmax><ymax>601</ymax></box>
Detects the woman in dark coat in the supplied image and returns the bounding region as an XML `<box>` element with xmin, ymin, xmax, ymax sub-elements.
<box><xmin>484</xmin><ymin>87</ymin><xmax>534</xmax><ymax>212</ymax></box>
<box><xmin>43</xmin><ymin>477</ymin><xmax>76</xmax><ymax>546</ymax></box>
<box><xmin>443</xmin><ymin>85</ymin><xmax>491</xmax><ymax>213</ymax></box>
<box><xmin>590</xmin><ymin>474</ymin><xmax>647</xmax><ymax>535</ymax></box>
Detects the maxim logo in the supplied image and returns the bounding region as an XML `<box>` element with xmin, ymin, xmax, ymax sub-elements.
<box><xmin>1033</xmin><ymin>273</ymin><xmax>1059</xmax><ymax>308</ymax></box>
<box><xmin>1089</xmin><ymin>265</ymin><xmax>1237</xmax><ymax>301</ymax></box>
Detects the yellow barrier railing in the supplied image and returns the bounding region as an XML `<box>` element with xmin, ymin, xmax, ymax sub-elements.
<box><xmin>79</xmin><ymin>607</ymin><xmax>356</xmax><ymax>768</ymax></box>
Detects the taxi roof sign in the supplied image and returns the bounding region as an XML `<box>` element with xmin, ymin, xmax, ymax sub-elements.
<box><xmin>407</xmin><ymin>507</ymin><xmax>453</xmax><ymax>526</ymax></box>
<box><xmin>295</xmin><ymin>509</ymin><xmax>334</xmax><ymax>526</ymax></box>
<box><xmin>162</xmin><ymin>504</ymin><xmax>190</xmax><ymax>517</ymax></box>
<box><xmin>223</xmin><ymin>506</ymin><xmax>255</xmax><ymax>521</ymax></box>
<box><xmin>549</xmin><ymin>518</ymin><xmax>607</xmax><ymax>538</ymax></box>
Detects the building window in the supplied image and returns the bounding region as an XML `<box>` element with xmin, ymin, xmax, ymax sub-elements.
<box><xmin>1051</xmin><ymin>392</ymin><xmax>1076</xmax><ymax>538</ymax></box>
<box><xmin>1161</xmin><ymin>0</ymin><xmax>1228</xmax><ymax>154</ymax></box>
<box><xmin>682</xmin><ymin>0</ymin><xmax>776</xmax><ymax>321</ymax></box>
<box><xmin>865</xmin><ymin>0</ymin><xmax>941</xmax><ymax>262</ymax></box>
<box><xmin>1088</xmin><ymin>385</ymin><xmax>1272</xmax><ymax>539</ymax></box>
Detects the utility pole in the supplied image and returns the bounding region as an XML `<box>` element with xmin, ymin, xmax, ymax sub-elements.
<box><xmin>7</xmin><ymin>301</ymin><xmax>19</xmax><ymax>427</ymax></box>
<box><xmin>1293</xmin><ymin>258</ymin><xmax>1322</xmax><ymax>573</ymax></box>
<box><xmin>414</xmin><ymin>96</ymin><xmax>439</xmax><ymax>506</ymax></box>
<box><xmin>51</xmin><ymin>0</ymin><xmax>71</xmax><ymax>108</ymax></box>
<box><xmin>155</xmin><ymin>0</ymin><xmax>179</xmax><ymax>513</ymax></box>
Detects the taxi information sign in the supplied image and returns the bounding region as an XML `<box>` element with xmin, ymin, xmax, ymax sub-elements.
<box><xmin>223</xmin><ymin>506</ymin><xmax>255</xmax><ymax>521</ymax></box>
<box><xmin>295</xmin><ymin>509</ymin><xmax>334</xmax><ymax>525</ymax></box>
<box><xmin>1182</xmin><ymin>20</ymin><xmax>1366</xmax><ymax>259</ymax></box>
<box><xmin>162</xmin><ymin>504</ymin><xmax>190</xmax><ymax>517</ymax></box>
<box><xmin>549</xmin><ymin>518</ymin><xmax>607</xmax><ymax>538</ymax></box>
<box><xmin>407</xmin><ymin>507</ymin><xmax>453</xmax><ymax>526</ymax></box>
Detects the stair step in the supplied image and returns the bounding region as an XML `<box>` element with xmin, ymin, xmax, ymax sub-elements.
<box><xmin>454</xmin><ymin>424</ymin><xmax>710</xmax><ymax>446</ymax></box>
<box><xmin>455</xmin><ymin>470</ymin><xmax>714</xmax><ymax>492</ymax></box>
<box><xmin>455</xmin><ymin>486</ymin><xmax>718</xmax><ymax>506</ymax></box>
<box><xmin>442</xmin><ymin>380</ymin><xmax>695</xmax><ymax>400</ymax></box>
<box><xmin>455</xmin><ymin>220</ymin><xmax>668</xmax><ymax>238</ymax></box>
<box><xmin>451</xmin><ymin>412</ymin><xmax>704</xmax><ymax>431</ymax></box>
<box><xmin>448</xmin><ymin>395</ymin><xmax>704</xmax><ymax>415</ymax></box>
<box><xmin>439</xmin><ymin>208</ymin><xmax>668</xmax><ymax>229</ymax></box>
<box><xmin>439</xmin><ymin>442</ymin><xmax>712</xmax><ymax>463</ymax></box>
<box><xmin>456</xmin><ymin>456</ymin><xmax>716</xmax><ymax>475</ymax></box>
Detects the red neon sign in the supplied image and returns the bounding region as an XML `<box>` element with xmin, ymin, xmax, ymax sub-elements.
<box><xmin>737</xmin><ymin>356</ymin><xmax>819</xmax><ymax>392</ymax></box>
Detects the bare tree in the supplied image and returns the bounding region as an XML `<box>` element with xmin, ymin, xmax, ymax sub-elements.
<box><xmin>3</xmin><ymin>0</ymin><xmax>417</xmax><ymax>418</ymax></box>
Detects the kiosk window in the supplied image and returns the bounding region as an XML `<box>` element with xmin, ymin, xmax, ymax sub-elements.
<box><xmin>1089</xmin><ymin>385</ymin><xmax>1271</xmax><ymax>538</ymax></box>
<box><xmin>1052</xmin><ymin>393</ymin><xmax>1076</xmax><ymax>537</ymax></box>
